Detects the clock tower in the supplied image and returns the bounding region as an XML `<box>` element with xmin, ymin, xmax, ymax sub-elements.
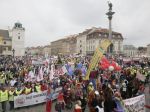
<box><xmin>11</xmin><ymin>22</ymin><xmax>25</xmax><ymax>56</ymax></box>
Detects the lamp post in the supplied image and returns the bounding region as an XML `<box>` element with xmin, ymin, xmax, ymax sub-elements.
<box><xmin>106</xmin><ymin>1</ymin><xmax>115</xmax><ymax>54</ymax></box>
<box><xmin>12</xmin><ymin>49</ymin><xmax>15</xmax><ymax>57</ymax></box>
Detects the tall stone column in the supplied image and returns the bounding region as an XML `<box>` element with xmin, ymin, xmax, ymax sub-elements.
<box><xmin>106</xmin><ymin>1</ymin><xmax>115</xmax><ymax>54</ymax></box>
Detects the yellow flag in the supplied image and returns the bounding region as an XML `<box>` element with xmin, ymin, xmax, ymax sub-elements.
<box><xmin>84</xmin><ymin>39</ymin><xmax>111</xmax><ymax>80</ymax></box>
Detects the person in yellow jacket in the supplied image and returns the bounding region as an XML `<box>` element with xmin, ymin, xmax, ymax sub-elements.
<box><xmin>15</xmin><ymin>86</ymin><xmax>23</xmax><ymax>96</ymax></box>
<box><xmin>0</xmin><ymin>86</ymin><xmax>8</xmax><ymax>112</ymax></box>
<box><xmin>0</xmin><ymin>74</ymin><xmax>6</xmax><ymax>85</ymax></box>
<box><xmin>35</xmin><ymin>82</ymin><xmax>41</xmax><ymax>92</ymax></box>
<box><xmin>88</xmin><ymin>82</ymin><xmax>94</xmax><ymax>94</ymax></box>
<box><xmin>9</xmin><ymin>87</ymin><xmax>15</xmax><ymax>110</ymax></box>
<box><xmin>24</xmin><ymin>83</ymin><xmax>32</xmax><ymax>95</ymax></box>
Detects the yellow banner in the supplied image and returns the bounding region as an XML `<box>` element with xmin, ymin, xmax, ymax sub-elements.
<box><xmin>85</xmin><ymin>39</ymin><xmax>111</xmax><ymax>80</ymax></box>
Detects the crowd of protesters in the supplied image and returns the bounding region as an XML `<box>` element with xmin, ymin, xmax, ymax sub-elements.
<box><xmin>0</xmin><ymin>55</ymin><xmax>150</xmax><ymax>112</ymax></box>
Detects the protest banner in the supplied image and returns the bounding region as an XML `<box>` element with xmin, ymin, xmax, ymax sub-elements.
<box><xmin>123</xmin><ymin>94</ymin><xmax>145</xmax><ymax>112</ymax></box>
<box><xmin>14</xmin><ymin>87</ymin><xmax>62</xmax><ymax>108</ymax></box>
<box><xmin>85</xmin><ymin>39</ymin><xmax>111</xmax><ymax>80</ymax></box>
<box><xmin>14</xmin><ymin>91</ymin><xmax>47</xmax><ymax>108</ymax></box>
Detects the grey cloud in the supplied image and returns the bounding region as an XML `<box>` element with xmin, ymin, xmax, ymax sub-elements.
<box><xmin>0</xmin><ymin>0</ymin><xmax>150</xmax><ymax>47</ymax></box>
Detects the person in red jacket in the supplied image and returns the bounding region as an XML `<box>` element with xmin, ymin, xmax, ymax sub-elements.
<box><xmin>41</xmin><ymin>81</ymin><xmax>47</xmax><ymax>91</ymax></box>
<box><xmin>46</xmin><ymin>85</ymin><xmax>53</xmax><ymax>112</ymax></box>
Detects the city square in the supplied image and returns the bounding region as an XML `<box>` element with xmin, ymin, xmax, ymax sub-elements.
<box><xmin>0</xmin><ymin>0</ymin><xmax>150</xmax><ymax>112</ymax></box>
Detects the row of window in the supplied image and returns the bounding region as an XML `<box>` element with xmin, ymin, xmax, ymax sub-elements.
<box><xmin>2</xmin><ymin>47</ymin><xmax>11</xmax><ymax>51</ymax></box>
<box><xmin>87</xmin><ymin>46</ymin><xmax>95</xmax><ymax>51</ymax></box>
<box><xmin>89</xmin><ymin>33</ymin><xmax>121</xmax><ymax>38</ymax></box>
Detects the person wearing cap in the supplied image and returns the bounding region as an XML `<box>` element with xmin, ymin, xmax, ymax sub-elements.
<box><xmin>0</xmin><ymin>86</ymin><xmax>8</xmax><ymax>112</ymax></box>
<box><xmin>9</xmin><ymin>86</ymin><xmax>15</xmax><ymax>110</ymax></box>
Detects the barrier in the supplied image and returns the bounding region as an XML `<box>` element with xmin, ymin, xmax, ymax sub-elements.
<box><xmin>14</xmin><ymin>87</ymin><xmax>62</xmax><ymax>108</ymax></box>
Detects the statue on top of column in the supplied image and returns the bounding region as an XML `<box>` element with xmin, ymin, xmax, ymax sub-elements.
<box><xmin>108</xmin><ymin>1</ymin><xmax>113</xmax><ymax>11</ymax></box>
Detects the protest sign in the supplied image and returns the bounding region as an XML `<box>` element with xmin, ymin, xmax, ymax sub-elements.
<box><xmin>123</xmin><ymin>94</ymin><xmax>145</xmax><ymax>112</ymax></box>
<box><xmin>14</xmin><ymin>87</ymin><xmax>62</xmax><ymax>108</ymax></box>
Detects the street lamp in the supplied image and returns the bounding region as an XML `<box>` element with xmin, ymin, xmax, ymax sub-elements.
<box><xmin>106</xmin><ymin>1</ymin><xmax>115</xmax><ymax>54</ymax></box>
<box><xmin>12</xmin><ymin>49</ymin><xmax>15</xmax><ymax>57</ymax></box>
<box><xmin>25</xmin><ymin>51</ymin><xmax>27</xmax><ymax>57</ymax></box>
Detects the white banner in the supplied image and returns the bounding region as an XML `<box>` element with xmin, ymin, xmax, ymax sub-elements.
<box><xmin>123</xmin><ymin>94</ymin><xmax>145</xmax><ymax>112</ymax></box>
<box><xmin>14</xmin><ymin>87</ymin><xmax>62</xmax><ymax>108</ymax></box>
<box><xmin>14</xmin><ymin>91</ymin><xmax>47</xmax><ymax>108</ymax></box>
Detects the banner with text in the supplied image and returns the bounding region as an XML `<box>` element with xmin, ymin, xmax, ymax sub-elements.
<box><xmin>123</xmin><ymin>94</ymin><xmax>145</xmax><ymax>112</ymax></box>
<box><xmin>14</xmin><ymin>87</ymin><xmax>62</xmax><ymax>108</ymax></box>
<box><xmin>85</xmin><ymin>39</ymin><xmax>111</xmax><ymax>80</ymax></box>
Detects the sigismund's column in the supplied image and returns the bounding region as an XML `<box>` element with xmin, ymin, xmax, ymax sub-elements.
<box><xmin>106</xmin><ymin>1</ymin><xmax>115</xmax><ymax>54</ymax></box>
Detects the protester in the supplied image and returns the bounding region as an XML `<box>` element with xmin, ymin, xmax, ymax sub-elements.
<box><xmin>0</xmin><ymin>86</ymin><xmax>8</xmax><ymax>112</ymax></box>
<box><xmin>46</xmin><ymin>84</ymin><xmax>53</xmax><ymax>112</ymax></box>
<box><xmin>0</xmin><ymin>55</ymin><xmax>149</xmax><ymax>112</ymax></box>
<box><xmin>8</xmin><ymin>86</ymin><xmax>15</xmax><ymax>110</ymax></box>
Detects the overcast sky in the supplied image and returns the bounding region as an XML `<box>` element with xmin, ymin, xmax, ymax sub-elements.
<box><xmin>0</xmin><ymin>0</ymin><xmax>149</xmax><ymax>47</ymax></box>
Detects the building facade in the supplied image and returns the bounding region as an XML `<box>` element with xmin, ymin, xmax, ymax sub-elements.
<box><xmin>77</xmin><ymin>27</ymin><xmax>123</xmax><ymax>55</ymax></box>
<box><xmin>51</xmin><ymin>35</ymin><xmax>77</xmax><ymax>55</ymax></box>
<box><xmin>0</xmin><ymin>30</ymin><xmax>12</xmax><ymax>55</ymax></box>
<box><xmin>123</xmin><ymin>45</ymin><xmax>138</xmax><ymax>57</ymax></box>
<box><xmin>77</xmin><ymin>29</ymin><xmax>94</xmax><ymax>56</ymax></box>
<box><xmin>0</xmin><ymin>22</ymin><xmax>25</xmax><ymax>56</ymax></box>
<box><xmin>42</xmin><ymin>45</ymin><xmax>51</xmax><ymax>56</ymax></box>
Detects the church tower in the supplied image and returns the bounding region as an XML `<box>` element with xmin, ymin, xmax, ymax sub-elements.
<box><xmin>11</xmin><ymin>22</ymin><xmax>25</xmax><ymax>56</ymax></box>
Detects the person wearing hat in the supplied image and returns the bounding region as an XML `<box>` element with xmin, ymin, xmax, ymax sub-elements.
<box><xmin>0</xmin><ymin>86</ymin><xmax>8</xmax><ymax>112</ymax></box>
